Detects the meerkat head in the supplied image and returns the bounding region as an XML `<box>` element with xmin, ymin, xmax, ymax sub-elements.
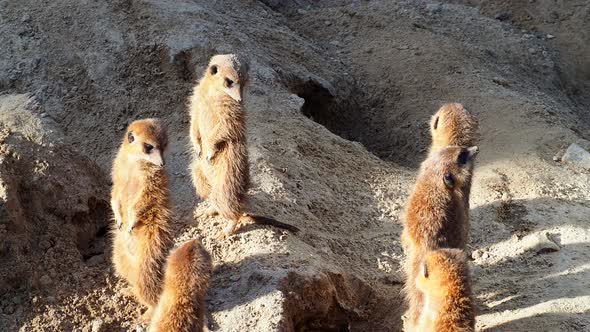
<box><xmin>123</xmin><ymin>118</ymin><xmax>168</xmax><ymax>167</ymax></box>
<box><xmin>416</xmin><ymin>249</ymin><xmax>470</xmax><ymax>298</ymax></box>
<box><xmin>205</xmin><ymin>54</ymin><xmax>250</xmax><ymax>102</ymax></box>
<box><xmin>424</xmin><ymin>145</ymin><xmax>479</xmax><ymax>191</ymax></box>
<box><xmin>430</xmin><ymin>103</ymin><xmax>479</xmax><ymax>149</ymax></box>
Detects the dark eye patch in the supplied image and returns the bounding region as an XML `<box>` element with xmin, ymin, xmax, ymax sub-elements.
<box><xmin>127</xmin><ymin>132</ymin><xmax>134</xmax><ymax>143</ymax></box>
<box><xmin>144</xmin><ymin>143</ymin><xmax>154</xmax><ymax>153</ymax></box>
<box><xmin>458</xmin><ymin>150</ymin><xmax>470</xmax><ymax>165</ymax></box>
<box><xmin>210</xmin><ymin>65</ymin><xmax>218</xmax><ymax>75</ymax></box>
<box><xmin>444</xmin><ymin>173</ymin><xmax>455</xmax><ymax>188</ymax></box>
<box><xmin>433</xmin><ymin>116</ymin><xmax>439</xmax><ymax>130</ymax></box>
<box><xmin>225</xmin><ymin>78</ymin><xmax>234</xmax><ymax>88</ymax></box>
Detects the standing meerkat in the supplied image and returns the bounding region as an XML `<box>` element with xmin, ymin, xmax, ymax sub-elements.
<box><xmin>429</xmin><ymin>103</ymin><xmax>479</xmax><ymax>156</ymax></box>
<box><xmin>401</xmin><ymin>145</ymin><xmax>479</xmax><ymax>329</ymax></box>
<box><xmin>189</xmin><ymin>54</ymin><xmax>299</xmax><ymax>237</ymax></box>
<box><xmin>111</xmin><ymin>118</ymin><xmax>174</xmax><ymax>319</ymax></box>
<box><xmin>413</xmin><ymin>249</ymin><xmax>475</xmax><ymax>332</ymax></box>
<box><xmin>149</xmin><ymin>239</ymin><xmax>212</xmax><ymax>332</ymax></box>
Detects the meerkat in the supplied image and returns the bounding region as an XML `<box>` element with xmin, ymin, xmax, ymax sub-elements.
<box><xmin>148</xmin><ymin>239</ymin><xmax>212</xmax><ymax>332</ymax></box>
<box><xmin>189</xmin><ymin>54</ymin><xmax>299</xmax><ymax>237</ymax></box>
<box><xmin>429</xmin><ymin>103</ymin><xmax>479</xmax><ymax>156</ymax></box>
<box><xmin>412</xmin><ymin>249</ymin><xmax>475</xmax><ymax>332</ymax></box>
<box><xmin>401</xmin><ymin>145</ymin><xmax>478</xmax><ymax>329</ymax></box>
<box><xmin>111</xmin><ymin>118</ymin><xmax>174</xmax><ymax>319</ymax></box>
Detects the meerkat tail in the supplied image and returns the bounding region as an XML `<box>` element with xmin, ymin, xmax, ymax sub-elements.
<box><xmin>241</xmin><ymin>214</ymin><xmax>300</xmax><ymax>233</ymax></box>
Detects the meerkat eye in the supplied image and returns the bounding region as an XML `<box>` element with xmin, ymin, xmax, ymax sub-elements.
<box><xmin>210</xmin><ymin>65</ymin><xmax>218</xmax><ymax>75</ymax></box>
<box><xmin>422</xmin><ymin>263</ymin><xmax>429</xmax><ymax>278</ymax></box>
<box><xmin>433</xmin><ymin>116</ymin><xmax>439</xmax><ymax>130</ymax></box>
<box><xmin>458</xmin><ymin>151</ymin><xmax>469</xmax><ymax>165</ymax></box>
<box><xmin>224</xmin><ymin>78</ymin><xmax>234</xmax><ymax>88</ymax></box>
<box><xmin>127</xmin><ymin>132</ymin><xmax>134</xmax><ymax>143</ymax></box>
<box><xmin>444</xmin><ymin>173</ymin><xmax>455</xmax><ymax>188</ymax></box>
<box><xmin>144</xmin><ymin>144</ymin><xmax>154</xmax><ymax>153</ymax></box>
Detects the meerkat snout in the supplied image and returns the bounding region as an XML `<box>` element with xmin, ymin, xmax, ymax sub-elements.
<box><xmin>124</xmin><ymin>119</ymin><xmax>168</xmax><ymax>167</ymax></box>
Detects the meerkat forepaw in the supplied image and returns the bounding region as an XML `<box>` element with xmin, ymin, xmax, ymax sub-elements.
<box><xmin>206</xmin><ymin>151</ymin><xmax>216</xmax><ymax>163</ymax></box>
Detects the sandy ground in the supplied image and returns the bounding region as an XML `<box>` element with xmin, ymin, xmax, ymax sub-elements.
<box><xmin>0</xmin><ymin>0</ymin><xmax>589</xmax><ymax>331</ymax></box>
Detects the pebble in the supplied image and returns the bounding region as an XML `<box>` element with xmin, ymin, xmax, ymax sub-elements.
<box><xmin>561</xmin><ymin>143</ymin><xmax>590</xmax><ymax>169</ymax></box>
<box><xmin>4</xmin><ymin>305</ymin><xmax>15</xmax><ymax>315</ymax></box>
<box><xmin>528</xmin><ymin>48</ymin><xmax>537</xmax><ymax>55</ymax></box>
<box><xmin>91</xmin><ymin>318</ymin><xmax>103</xmax><ymax>332</ymax></box>
<box><xmin>21</xmin><ymin>14</ymin><xmax>31</xmax><ymax>23</ymax></box>
<box><xmin>87</xmin><ymin>254</ymin><xmax>105</xmax><ymax>267</ymax></box>
<box><xmin>39</xmin><ymin>275</ymin><xmax>52</xmax><ymax>287</ymax></box>
<box><xmin>471</xmin><ymin>250</ymin><xmax>483</xmax><ymax>260</ymax></box>
<box><xmin>494</xmin><ymin>12</ymin><xmax>511</xmax><ymax>21</ymax></box>
<box><xmin>324</xmin><ymin>20</ymin><xmax>332</xmax><ymax>26</ymax></box>
<box><xmin>546</xmin><ymin>34</ymin><xmax>555</xmax><ymax>39</ymax></box>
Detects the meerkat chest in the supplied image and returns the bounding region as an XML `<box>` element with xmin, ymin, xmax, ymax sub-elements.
<box><xmin>198</xmin><ymin>103</ymin><xmax>221</xmax><ymax>141</ymax></box>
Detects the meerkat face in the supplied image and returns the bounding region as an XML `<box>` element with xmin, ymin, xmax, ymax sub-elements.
<box><xmin>123</xmin><ymin>119</ymin><xmax>168</xmax><ymax>167</ymax></box>
<box><xmin>206</xmin><ymin>54</ymin><xmax>250</xmax><ymax>102</ymax></box>
<box><xmin>416</xmin><ymin>249</ymin><xmax>468</xmax><ymax>298</ymax></box>
<box><xmin>432</xmin><ymin>146</ymin><xmax>479</xmax><ymax>191</ymax></box>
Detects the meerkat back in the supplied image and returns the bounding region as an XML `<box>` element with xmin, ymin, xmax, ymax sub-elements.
<box><xmin>149</xmin><ymin>239</ymin><xmax>212</xmax><ymax>332</ymax></box>
<box><xmin>415</xmin><ymin>249</ymin><xmax>475</xmax><ymax>332</ymax></box>
<box><xmin>429</xmin><ymin>103</ymin><xmax>479</xmax><ymax>155</ymax></box>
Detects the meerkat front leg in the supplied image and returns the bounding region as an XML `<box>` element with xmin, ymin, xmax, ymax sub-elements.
<box><xmin>204</xmin><ymin>123</ymin><xmax>231</xmax><ymax>163</ymax></box>
<box><xmin>126</xmin><ymin>193</ymin><xmax>143</xmax><ymax>234</ymax></box>
<box><xmin>190</xmin><ymin>115</ymin><xmax>203</xmax><ymax>159</ymax></box>
<box><xmin>111</xmin><ymin>198</ymin><xmax>123</xmax><ymax>230</ymax></box>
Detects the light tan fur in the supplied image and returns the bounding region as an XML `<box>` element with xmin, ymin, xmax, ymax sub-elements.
<box><xmin>429</xmin><ymin>103</ymin><xmax>479</xmax><ymax>156</ymax></box>
<box><xmin>111</xmin><ymin>118</ymin><xmax>173</xmax><ymax>318</ymax></box>
<box><xmin>189</xmin><ymin>54</ymin><xmax>299</xmax><ymax>237</ymax></box>
<box><xmin>413</xmin><ymin>249</ymin><xmax>475</xmax><ymax>332</ymax></box>
<box><xmin>401</xmin><ymin>146</ymin><xmax>478</xmax><ymax>329</ymax></box>
<box><xmin>149</xmin><ymin>239</ymin><xmax>212</xmax><ymax>332</ymax></box>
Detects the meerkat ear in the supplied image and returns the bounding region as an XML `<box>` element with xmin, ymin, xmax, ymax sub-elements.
<box><xmin>210</xmin><ymin>65</ymin><xmax>218</xmax><ymax>75</ymax></box>
<box><xmin>444</xmin><ymin>173</ymin><xmax>455</xmax><ymax>188</ymax></box>
<box><xmin>127</xmin><ymin>131</ymin><xmax>135</xmax><ymax>144</ymax></box>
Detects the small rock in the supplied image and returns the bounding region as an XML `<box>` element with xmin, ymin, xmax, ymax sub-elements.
<box><xmin>21</xmin><ymin>14</ymin><xmax>31</xmax><ymax>23</ymax></box>
<box><xmin>87</xmin><ymin>254</ymin><xmax>105</xmax><ymax>267</ymax></box>
<box><xmin>562</xmin><ymin>143</ymin><xmax>590</xmax><ymax>169</ymax></box>
<box><xmin>118</xmin><ymin>125</ymin><xmax>125</xmax><ymax>131</ymax></box>
<box><xmin>425</xmin><ymin>3</ymin><xmax>443</xmax><ymax>14</ymax></box>
<box><xmin>528</xmin><ymin>48</ymin><xmax>537</xmax><ymax>55</ymax></box>
<box><xmin>324</xmin><ymin>20</ymin><xmax>332</xmax><ymax>26</ymax></box>
<box><xmin>494</xmin><ymin>12</ymin><xmax>511</xmax><ymax>21</ymax></box>
<box><xmin>4</xmin><ymin>305</ymin><xmax>15</xmax><ymax>315</ymax></box>
<box><xmin>492</xmin><ymin>77</ymin><xmax>510</xmax><ymax>87</ymax></box>
<box><xmin>518</xmin><ymin>232</ymin><xmax>560</xmax><ymax>254</ymax></box>
<box><xmin>91</xmin><ymin>318</ymin><xmax>104</xmax><ymax>332</ymax></box>
<box><xmin>39</xmin><ymin>275</ymin><xmax>52</xmax><ymax>287</ymax></box>
<box><xmin>40</xmin><ymin>113</ymin><xmax>48</xmax><ymax>118</ymax></box>
<box><xmin>296</xmin><ymin>9</ymin><xmax>307</xmax><ymax>15</ymax></box>
<box><xmin>501</xmin><ymin>192</ymin><xmax>510</xmax><ymax>202</ymax></box>
<box><xmin>552</xmin><ymin>154</ymin><xmax>560</xmax><ymax>162</ymax></box>
<box><xmin>546</xmin><ymin>34</ymin><xmax>555</xmax><ymax>39</ymax></box>
<box><xmin>471</xmin><ymin>250</ymin><xmax>483</xmax><ymax>260</ymax></box>
<box><xmin>482</xmin><ymin>252</ymin><xmax>490</xmax><ymax>259</ymax></box>
<box><xmin>329</xmin><ymin>40</ymin><xmax>341</xmax><ymax>47</ymax></box>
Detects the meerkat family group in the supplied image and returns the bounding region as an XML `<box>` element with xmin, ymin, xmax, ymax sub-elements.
<box><xmin>110</xmin><ymin>54</ymin><xmax>297</xmax><ymax>331</ymax></box>
<box><xmin>109</xmin><ymin>53</ymin><xmax>478</xmax><ymax>331</ymax></box>
<box><xmin>402</xmin><ymin>103</ymin><xmax>480</xmax><ymax>332</ymax></box>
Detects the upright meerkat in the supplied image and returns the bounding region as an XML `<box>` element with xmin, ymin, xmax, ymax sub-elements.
<box><xmin>189</xmin><ymin>54</ymin><xmax>299</xmax><ymax>237</ymax></box>
<box><xmin>401</xmin><ymin>145</ymin><xmax>478</xmax><ymax>328</ymax></box>
<box><xmin>111</xmin><ymin>118</ymin><xmax>174</xmax><ymax>318</ymax></box>
<box><xmin>413</xmin><ymin>249</ymin><xmax>475</xmax><ymax>332</ymax></box>
<box><xmin>149</xmin><ymin>239</ymin><xmax>212</xmax><ymax>332</ymax></box>
<box><xmin>429</xmin><ymin>103</ymin><xmax>479</xmax><ymax>156</ymax></box>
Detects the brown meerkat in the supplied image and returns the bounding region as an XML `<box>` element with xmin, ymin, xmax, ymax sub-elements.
<box><xmin>189</xmin><ymin>54</ymin><xmax>299</xmax><ymax>237</ymax></box>
<box><xmin>429</xmin><ymin>103</ymin><xmax>479</xmax><ymax>156</ymax></box>
<box><xmin>111</xmin><ymin>118</ymin><xmax>174</xmax><ymax>319</ymax></box>
<box><xmin>401</xmin><ymin>145</ymin><xmax>478</xmax><ymax>329</ymax></box>
<box><xmin>413</xmin><ymin>249</ymin><xmax>475</xmax><ymax>332</ymax></box>
<box><xmin>148</xmin><ymin>239</ymin><xmax>212</xmax><ymax>332</ymax></box>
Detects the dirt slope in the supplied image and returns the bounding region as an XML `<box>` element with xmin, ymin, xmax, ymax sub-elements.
<box><xmin>0</xmin><ymin>0</ymin><xmax>589</xmax><ymax>331</ymax></box>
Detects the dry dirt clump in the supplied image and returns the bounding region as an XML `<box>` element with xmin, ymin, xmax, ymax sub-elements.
<box><xmin>0</xmin><ymin>0</ymin><xmax>589</xmax><ymax>331</ymax></box>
